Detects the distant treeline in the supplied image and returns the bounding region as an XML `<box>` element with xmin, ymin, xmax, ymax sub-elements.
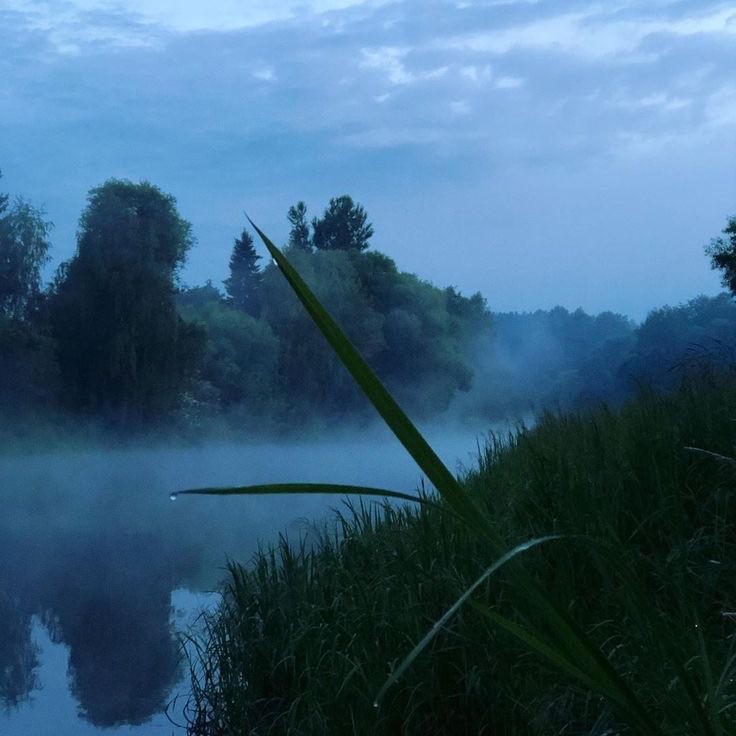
<box><xmin>1</xmin><ymin>171</ymin><xmax>735</xmax><ymax>437</ymax></box>
<box><xmin>457</xmin><ymin>292</ymin><xmax>736</xmax><ymax>419</ymax></box>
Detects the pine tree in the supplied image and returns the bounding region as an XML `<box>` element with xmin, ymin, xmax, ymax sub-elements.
<box><xmin>224</xmin><ymin>228</ymin><xmax>262</xmax><ymax>316</ymax></box>
<box><xmin>312</xmin><ymin>195</ymin><xmax>373</xmax><ymax>252</ymax></box>
<box><xmin>287</xmin><ymin>201</ymin><xmax>311</xmax><ymax>251</ymax></box>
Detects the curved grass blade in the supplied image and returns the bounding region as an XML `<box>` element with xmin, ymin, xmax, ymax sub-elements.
<box><xmin>576</xmin><ymin>536</ymin><xmax>716</xmax><ymax>735</ymax></box>
<box><xmin>684</xmin><ymin>446</ymin><xmax>736</xmax><ymax>471</ymax></box>
<box><xmin>374</xmin><ymin>535</ymin><xmax>561</xmax><ymax>706</ymax></box>
<box><xmin>216</xmin><ymin>220</ymin><xmax>666</xmax><ymax>734</ymax></box>
<box><xmin>247</xmin><ymin>218</ymin><xmax>492</xmax><ymax>541</ymax></box>
<box><xmin>171</xmin><ymin>483</ymin><xmax>451</xmax><ymax>514</ymax></box>
<box><xmin>520</xmin><ymin>587</ymin><xmax>664</xmax><ymax>735</ymax></box>
<box><xmin>471</xmin><ymin>601</ymin><xmax>660</xmax><ymax>730</ymax></box>
<box><xmin>470</xmin><ymin>602</ymin><xmax>599</xmax><ymax>691</ymax></box>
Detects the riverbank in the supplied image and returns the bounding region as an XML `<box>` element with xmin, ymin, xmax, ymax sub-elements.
<box><xmin>185</xmin><ymin>373</ymin><xmax>736</xmax><ymax>734</ymax></box>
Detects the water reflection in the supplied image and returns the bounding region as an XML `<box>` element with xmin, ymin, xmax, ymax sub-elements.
<box><xmin>0</xmin><ymin>592</ymin><xmax>37</xmax><ymax>710</ymax></box>
<box><xmin>0</xmin><ymin>430</ymin><xmax>482</xmax><ymax>732</ymax></box>
<box><xmin>0</xmin><ymin>529</ymin><xmax>194</xmax><ymax>726</ymax></box>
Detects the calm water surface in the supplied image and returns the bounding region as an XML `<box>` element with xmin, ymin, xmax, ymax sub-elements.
<box><xmin>0</xmin><ymin>425</ymin><xmax>495</xmax><ymax>735</ymax></box>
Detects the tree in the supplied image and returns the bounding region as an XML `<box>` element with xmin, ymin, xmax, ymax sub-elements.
<box><xmin>50</xmin><ymin>179</ymin><xmax>203</xmax><ymax>424</ymax></box>
<box><xmin>707</xmin><ymin>214</ymin><xmax>736</xmax><ymax>295</ymax></box>
<box><xmin>287</xmin><ymin>201</ymin><xmax>311</xmax><ymax>251</ymax></box>
<box><xmin>178</xmin><ymin>287</ymin><xmax>280</xmax><ymax>413</ymax></box>
<box><xmin>312</xmin><ymin>195</ymin><xmax>373</xmax><ymax>252</ymax></box>
<box><xmin>0</xmin><ymin>174</ymin><xmax>52</xmax><ymax>320</ymax></box>
<box><xmin>224</xmin><ymin>228</ymin><xmax>262</xmax><ymax>316</ymax></box>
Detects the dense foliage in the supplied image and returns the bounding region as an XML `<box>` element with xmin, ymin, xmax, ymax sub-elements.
<box><xmin>707</xmin><ymin>214</ymin><xmax>736</xmax><ymax>295</ymax></box>
<box><xmin>49</xmin><ymin>180</ymin><xmax>204</xmax><ymax>426</ymax></box>
<box><xmin>0</xmin><ymin>169</ymin><xmax>734</xmax><ymax>439</ymax></box>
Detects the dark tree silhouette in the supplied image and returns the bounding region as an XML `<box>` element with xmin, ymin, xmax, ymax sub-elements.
<box><xmin>0</xmin><ymin>173</ymin><xmax>52</xmax><ymax>320</ymax></box>
<box><xmin>287</xmin><ymin>201</ymin><xmax>311</xmax><ymax>251</ymax></box>
<box><xmin>312</xmin><ymin>195</ymin><xmax>373</xmax><ymax>252</ymax></box>
<box><xmin>224</xmin><ymin>228</ymin><xmax>262</xmax><ymax>316</ymax></box>
<box><xmin>706</xmin><ymin>214</ymin><xmax>736</xmax><ymax>295</ymax></box>
<box><xmin>50</xmin><ymin>179</ymin><xmax>203</xmax><ymax>424</ymax></box>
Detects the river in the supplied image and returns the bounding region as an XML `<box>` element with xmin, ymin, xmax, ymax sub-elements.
<box><xmin>0</xmin><ymin>424</ymin><xmax>498</xmax><ymax>735</ymax></box>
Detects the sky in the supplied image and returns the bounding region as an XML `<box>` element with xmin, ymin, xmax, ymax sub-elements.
<box><xmin>1</xmin><ymin>0</ymin><xmax>735</xmax><ymax>320</ymax></box>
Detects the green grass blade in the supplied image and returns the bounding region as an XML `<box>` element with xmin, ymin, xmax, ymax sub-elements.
<box><xmin>471</xmin><ymin>601</ymin><xmax>599</xmax><ymax>692</ymax></box>
<box><xmin>230</xmin><ymin>221</ymin><xmax>666</xmax><ymax>734</ymax></box>
<box><xmin>473</xmin><ymin>601</ymin><xmax>665</xmax><ymax>734</ymax></box>
<box><xmin>695</xmin><ymin>615</ymin><xmax>723</xmax><ymax>736</ymax></box>
<box><xmin>248</xmin><ymin>218</ymin><xmax>492</xmax><ymax>539</ymax></box>
<box><xmin>374</xmin><ymin>535</ymin><xmax>561</xmax><ymax>706</ymax></box>
<box><xmin>171</xmin><ymin>483</ymin><xmax>451</xmax><ymax>514</ymax></box>
<box><xmin>577</xmin><ymin>537</ymin><xmax>716</xmax><ymax>735</ymax></box>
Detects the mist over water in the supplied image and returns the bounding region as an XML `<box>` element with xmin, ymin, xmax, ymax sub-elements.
<box><xmin>0</xmin><ymin>423</ymin><xmax>497</xmax><ymax>735</ymax></box>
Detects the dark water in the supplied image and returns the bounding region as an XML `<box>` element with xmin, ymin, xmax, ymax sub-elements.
<box><xmin>0</xmin><ymin>426</ymin><xmax>490</xmax><ymax>734</ymax></box>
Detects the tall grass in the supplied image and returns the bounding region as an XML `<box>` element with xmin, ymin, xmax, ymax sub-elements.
<box><xmin>178</xmin><ymin>226</ymin><xmax>736</xmax><ymax>734</ymax></box>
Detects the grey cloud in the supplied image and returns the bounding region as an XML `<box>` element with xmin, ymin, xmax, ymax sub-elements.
<box><xmin>0</xmin><ymin>0</ymin><xmax>733</xmax><ymax>317</ymax></box>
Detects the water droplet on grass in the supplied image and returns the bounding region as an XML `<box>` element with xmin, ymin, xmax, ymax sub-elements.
<box><xmin>169</xmin><ymin>493</ymin><xmax>178</xmax><ymax>501</ymax></box>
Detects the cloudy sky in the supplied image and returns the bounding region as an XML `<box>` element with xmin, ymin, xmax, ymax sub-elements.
<box><xmin>1</xmin><ymin>0</ymin><xmax>735</xmax><ymax>319</ymax></box>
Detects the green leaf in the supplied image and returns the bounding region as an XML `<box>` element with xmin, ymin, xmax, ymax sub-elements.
<box><xmin>248</xmin><ymin>218</ymin><xmax>493</xmax><ymax>542</ymax></box>
<box><xmin>374</xmin><ymin>534</ymin><xmax>561</xmax><ymax>706</ymax></box>
<box><xmin>471</xmin><ymin>601</ymin><xmax>598</xmax><ymax>691</ymax></box>
<box><xmin>473</xmin><ymin>602</ymin><xmax>662</xmax><ymax>734</ymax></box>
<box><xmin>172</xmin><ymin>483</ymin><xmax>451</xmax><ymax>514</ymax></box>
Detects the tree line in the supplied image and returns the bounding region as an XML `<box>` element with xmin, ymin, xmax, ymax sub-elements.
<box><xmin>1</xmin><ymin>170</ymin><xmax>735</xmax><ymax>438</ymax></box>
<box><xmin>0</xmin><ymin>176</ymin><xmax>491</xmax><ymax>433</ymax></box>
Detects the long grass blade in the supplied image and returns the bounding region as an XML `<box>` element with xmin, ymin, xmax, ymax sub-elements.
<box><xmin>578</xmin><ymin>537</ymin><xmax>716</xmax><ymax>735</ymax></box>
<box><xmin>219</xmin><ymin>221</ymin><xmax>671</xmax><ymax>735</ymax></box>
<box><xmin>171</xmin><ymin>483</ymin><xmax>451</xmax><ymax>514</ymax></box>
<box><xmin>374</xmin><ymin>534</ymin><xmax>560</xmax><ymax>706</ymax></box>
<box><xmin>471</xmin><ymin>601</ymin><xmax>599</xmax><ymax>692</ymax></box>
<box><xmin>248</xmin><ymin>218</ymin><xmax>492</xmax><ymax>540</ymax></box>
<box><xmin>472</xmin><ymin>600</ymin><xmax>667</xmax><ymax>736</ymax></box>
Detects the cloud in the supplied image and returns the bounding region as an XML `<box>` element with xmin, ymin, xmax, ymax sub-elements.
<box><xmin>442</xmin><ymin>4</ymin><xmax>736</xmax><ymax>61</ymax></box>
<box><xmin>6</xmin><ymin>0</ymin><xmax>392</xmax><ymax>39</ymax></box>
<box><xmin>1</xmin><ymin>0</ymin><xmax>734</xmax><ymax>316</ymax></box>
<box><xmin>359</xmin><ymin>46</ymin><xmax>452</xmax><ymax>87</ymax></box>
<box><xmin>360</xmin><ymin>46</ymin><xmax>415</xmax><ymax>84</ymax></box>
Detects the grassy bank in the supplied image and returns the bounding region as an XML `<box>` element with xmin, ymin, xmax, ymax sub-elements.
<box><xmin>184</xmin><ymin>373</ymin><xmax>736</xmax><ymax>734</ymax></box>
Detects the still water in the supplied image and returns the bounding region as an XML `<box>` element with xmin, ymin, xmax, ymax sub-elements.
<box><xmin>0</xmin><ymin>425</ymin><xmax>492</xmax><ymax>735</ymax></box>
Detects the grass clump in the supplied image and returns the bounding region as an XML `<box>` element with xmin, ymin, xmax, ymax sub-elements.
<box><xmin>184</xmin><ymin>373</ymin><xmax>736</xmax><ymax>735</ymax></box>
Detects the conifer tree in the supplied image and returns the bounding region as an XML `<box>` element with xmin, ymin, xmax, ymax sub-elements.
<box><xmin>287</xmin><ymin>201</ymin><xmax>311</xmax><ymax>251</ymax></box>
<box><xmin>312</xmin><ymin>195</ymin><xmax>373</xmax><ymax>252</ymax></box>
<box><xmin>224</xmin><ymin>228</ymin><xmax>262</xmax><ymax>316</ymax></box>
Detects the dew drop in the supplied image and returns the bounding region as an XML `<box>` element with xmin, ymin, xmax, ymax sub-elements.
<box><xmin>373</xmin><ymin>701</ymin><xmax>379</xmax><ymax>710</ymax></box>
<box><xmin>169</xmin><ymin>493</ymin><xmax>178</xmax><ymax>501</ymax></box>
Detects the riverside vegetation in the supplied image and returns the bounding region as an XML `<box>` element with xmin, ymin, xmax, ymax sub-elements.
<box><xmin>179</xmin><ymin>225</ymin><xmax>736</xmax><ymax>735</ymax></box>
<box><xmin>3</xmin><ymin>171</ymin><xmax>736</xmax><ymax>442</ymax></box>
<box><xmin>2</xmin><ymin>168</ymin><xmax>736</xmax><ymax>732</ymax></box>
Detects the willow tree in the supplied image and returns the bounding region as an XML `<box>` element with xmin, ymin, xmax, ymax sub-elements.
<box><xmin>51</xmin><ymin>179</ymin><xmax>203</xmax><ymax>424</ymax></box>
<box><xmin>0</xmin><ymin>174</ymin><xmax>52</xmax><ymax>320</ymax></box>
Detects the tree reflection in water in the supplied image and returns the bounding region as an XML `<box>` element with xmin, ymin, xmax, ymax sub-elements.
<box><xmin>0</xmin><ymin>529</ymin><xmax>197</xmax><ymax>727</ymax></box>
<box><xmin>0</xmin><ymin>592</ymin><xmax>38</xmax><ymax>710</ymax></box>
